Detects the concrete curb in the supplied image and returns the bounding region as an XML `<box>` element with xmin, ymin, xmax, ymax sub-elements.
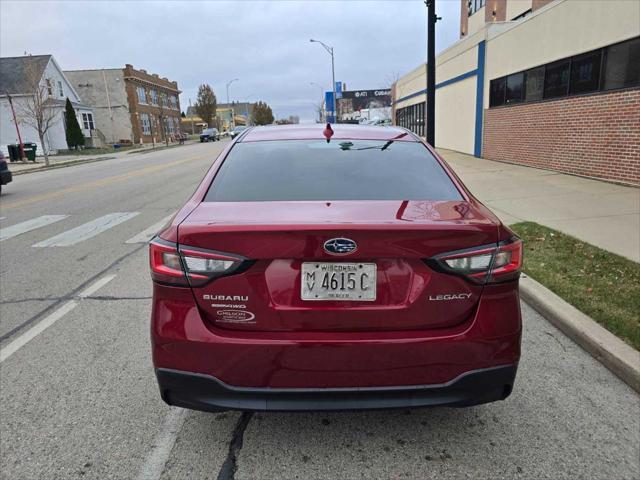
<box><xmin>520</xmin><ymin>275</ymin><xmax>640</xmax><ymax>393</ymax></box>
<box><xmin>11</xmin><ymin>156</ymin><xmax>116</xmax><ymax>176</ymax></box>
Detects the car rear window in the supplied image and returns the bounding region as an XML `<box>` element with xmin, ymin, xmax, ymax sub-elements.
<box><xmin>204</xmin><ymin>140</ymin><xmax>462</xmax><ymax>202</ymax></box>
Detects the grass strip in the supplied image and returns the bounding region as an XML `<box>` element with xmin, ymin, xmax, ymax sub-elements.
<box><xmin>511</xmin><ymin>222</ymin><xmax>639</xmax><ymax>350</ymax></box>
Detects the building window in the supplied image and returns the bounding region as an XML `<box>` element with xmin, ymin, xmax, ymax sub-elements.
<box><xmin>169</xmin><ymin>95</ymin><xmax>178</xmax><ymax>109</ymax></box>
<box><xmin>570</xmin><ymin>50</ymin><xmax>601</xmax><ymax>95</ymax></box>
<box><xmin>603</xmin><ymin>36</ymin><xmax>640</xmax><ymax>91</ymax></box>
<box><xmin>150</xmin><ymin>89</ymin><xmax>158</xmax><ymax>105</ymax></box>
<box><xmin>395</xmin><ymin>102</ymin><xmax>425</xmax><ymax>137</ymax></box>
<box><xmin>544</xmin><ymin>60</ymin><xmax>570</xmax><ymax>99</ymax></box>
<box><xmin>81</xmin><ymin>113</ymin><xmax>94</xmax><ymax>130</ymax></box>
<box><xmin>137</xmin><ymin>86</ymin><xmax>147</xmax><ymax>104</ymax></box>
<box><xmin>505</xmin><ymin>72</ymin><xmax>524</xmax><ymax>104</ymax></box>
<box><xmin>468</xmin><ymin>0</ymin><xmax>485</xmax><ymax>17</ymax></box>
<box><xmin>489</xmin><ymin>77</ymin><xmax>506</xmax><ymax>107</ymax></box>
<box><xmin>489</xmin><ymin>36</ymin><xmax>640</xmax><ymax>109</ymax></box>
<box><xmin>163</xmin><ymin>117</ymin><xmax>175</xmax><ymax>135</ymax></box>
<box><xmin>174</xmin><ymin>117</ymin><xmax>180</xmax><ymax>132</ymax></box>
<box><xmin>140</xmin><ymin>113</ymin><xmax>151</xmax><ymax>135</ymax></box>
<box><xmin>524</xmin><ymin>67</ymin><xmax>545</xmax><ymax>101</ymax></box>
<box><xmin>57</xmin><ymin>81</ymin><xmax>64</xmax><ymax>98</ymax></box>
<box><xmin>46</xmin><ymin>79</ymin><xmax>53</xmax><ymax>96</ymax></box>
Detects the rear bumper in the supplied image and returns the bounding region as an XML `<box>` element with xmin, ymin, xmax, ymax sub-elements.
<box><xmin>152</xmin><ymin>281</ymin><xmax>522</xmax><ymax>389</ymax></box>
<box><xmin>156</xmin><ymin>364</ymin><xmax>518</xmax><ymax>412</ymax></box>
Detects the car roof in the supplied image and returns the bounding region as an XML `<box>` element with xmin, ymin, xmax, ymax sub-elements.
<box><xmin>239</xmin><ymin>124</ymin><xmax>416</xmax><ymax>142</ymax></box>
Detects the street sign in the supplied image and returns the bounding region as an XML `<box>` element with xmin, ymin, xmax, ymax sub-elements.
<box><xmin>325</xmin><ymin>91</ymin><xmax>335</xmax><ymax>123</ymax></box>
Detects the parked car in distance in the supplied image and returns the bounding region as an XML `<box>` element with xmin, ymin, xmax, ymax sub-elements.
<box><xmin>360</xmin><ymin>118</ymin><xmax>391</xmax><ymax>126</ymax></box>
<box><xmin>0</xmin><ymin>152</ymin><xmax>12</xmax><ymax>194</ymax></box>
<box><xmin>150</xmin><ymin>124</ymin><xmax>523</xmax><ymax>413</ymax></box>
<box><xmin>200</xmin><ymin>128</ymin><xmax>220</xmax><ymax>142</ymax></box>
<box><xmin>229</xmin><ymin>125</ymin><xmax>248</xmax><ymax>139</ymax></box>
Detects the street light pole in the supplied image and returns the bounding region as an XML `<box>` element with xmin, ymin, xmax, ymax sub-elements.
<box><xmin>188</xmin><ymin>98</ymin><xmax>194</xmax><ymax>135</ymax></box>
<box><xmin>226</xmin><ymin>78</ymin><xmax>238</xmax><ymax>130</ymax></box>
<box><xmin>425</xmin><ymin>0</ymin><xmax>440</xmax><ymax>147</ymax></box>
<box><xmin>310</xmin><ymin>39</ymin><xmax>336</xmax><ymax>123</ymax></box>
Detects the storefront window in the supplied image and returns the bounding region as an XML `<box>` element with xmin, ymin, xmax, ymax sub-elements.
<box><xmin>395</xmin><ymin>102</ymin><xmax>425</xmax><ymax>137</ymax></box>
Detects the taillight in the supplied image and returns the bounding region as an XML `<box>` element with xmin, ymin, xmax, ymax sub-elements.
<box><xmin>427</xmin><ymin>237</ymin><xmax>523</xmax><ymax>284</ymax></box>
<box><xmin>149</xmin><ymin>238</ymin><xmax>248</xmax><ymax>287</ymax></box>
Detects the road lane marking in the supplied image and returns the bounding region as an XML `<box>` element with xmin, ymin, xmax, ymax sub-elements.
<box><xmin>125</xmin><ymin>214</ymin><xmax>175</xmax><ymax>244</ymax></box>
<box><xmin>0</xmin><ymin>215</ymin><xmax>68</xmax><ymax>241</ymax></box>
<box><xmin>0</xmin><ymin>274</ymin><xmax>116</xmax><ymax>363</ymax></box>
<box><xmin>2</xmin><ymin>153</ymin><xmax>209</xmax><ymax>210</ymax></box>
<box><xmin>136</xmin><ymin>408</ymin><xmax>188</xmax><ymax>480</ymax></box>
<box><xmin>33</xmin><ymin>212</ymin><xmax>140</xmax><ymax>247</ymax></box>
<box><xmin>79</xmin><ymin>274</ymin><xmax>117</xmax><ymax>297</ymax></box>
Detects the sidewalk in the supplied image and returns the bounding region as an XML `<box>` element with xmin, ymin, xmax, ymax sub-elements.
<box><xmin>438</xmin><ymin>149</ymin><xmax>640</xmax><ymax>262</ymax></box>
<box><xmin>7</xmin><ymin>142</ymin><xmax>186</xmax><ymax>174</ymax></box>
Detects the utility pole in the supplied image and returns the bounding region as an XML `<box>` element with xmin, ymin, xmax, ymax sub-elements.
<box><xmin>310</xmin><ymin>39</ymin><xmax>336</xmax><ymax>123</ymax></box>
<box><xmin>6</xmin><ymin>94</ymin><xmax>25</xmax><ymax>160</ymax></box>
<box><xmin>226</xmin><ymin>78</ymin><xmax>238</xmax><ymax>130</ymax></box>
<box><xmin>243</xmin><ymin>94</ymin><xmax>254</xmax><ymax>125</ymax></box>
<box><xmin>188</xmin><ymin>98</ymin><xmax>194</xmax><ymax>135</ymax></box>
<box><xmin>425</xmin><ymin>0</ymin><xmax>440</xmax><ymax>147</ymax></box>
<box><xmin>102</xmin><ymin>69</ymin><xmax>115</xmax><ymax>143</ymax></box>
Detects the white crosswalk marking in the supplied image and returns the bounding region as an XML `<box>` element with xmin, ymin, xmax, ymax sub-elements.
<box><xmin>0</xmin><ymin>215</ymin><xmax>69</xmax><ymax>242</ymax></box>
<box><xmin>33</xmin><ymin>212</ymin><xmax>140</xmax><ymax>247</ymax></box>
<box><xmin>125</xmin><ymin>214</ymin><xmax>174</xmax><ymax>244</ymax></box>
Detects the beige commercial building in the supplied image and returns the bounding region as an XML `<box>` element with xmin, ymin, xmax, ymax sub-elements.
<box><xmin>393</xmin><ymin>0</ymin><xmax>640</xmax><ymax>185</ymax></box>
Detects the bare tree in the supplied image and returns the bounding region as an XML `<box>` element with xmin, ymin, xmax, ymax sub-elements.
<box><xmin>314</xmin><ymin>101</ymin><xmax>325</xmax><ymax>123</ymax></box>
<box><xmin>14</xmin><ymin>62</ymin><xmax>60</xmax><ymax>165</ymax></box>
<box><xmin>385</xmin><ymin>71</ymin><xmax>401</xmax><ymax>90</ymax></box>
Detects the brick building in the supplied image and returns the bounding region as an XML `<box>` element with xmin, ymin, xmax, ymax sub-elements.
<box><xmin>66</xmin><ymin>64</ymin><xmax>181</xmax><ymax>144</ymax></box>
<box><xmin>394</xmin><ymin>0</ymin><xmax>640</xmax><ymax>185</ymax></box>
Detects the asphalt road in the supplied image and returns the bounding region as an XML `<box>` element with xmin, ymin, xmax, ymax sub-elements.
<box><xmin>1</xmin><ymin>141</ymin><xmax>638</xmax><ymax>480</ymax></box>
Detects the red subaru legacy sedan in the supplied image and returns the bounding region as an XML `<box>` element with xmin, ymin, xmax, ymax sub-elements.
<box><xmin>150</xmin><ymin>124</ymin><xmax>522</xmax><ymax>412</ymax></box>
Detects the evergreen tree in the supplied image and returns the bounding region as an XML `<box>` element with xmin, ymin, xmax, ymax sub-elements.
<box><xmin>194</xmin><ymin>84</ymin><xmax>217</xmax><ymax>127</ymax></box>
<box><xmin>64</xmin><ymin>98</ymin><xmax>85</xmax><ymax>149</ymax></box>
<box><xmin>252</xmin><ymin>101</ymin><xmax>274</xmax><ymax>125</ymax></box>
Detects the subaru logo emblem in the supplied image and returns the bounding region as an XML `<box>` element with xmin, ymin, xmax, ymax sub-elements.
<box><xmin>323</xmin><ymin>238</ymin><xmax>357</xmax><ymax>255</ymax></box>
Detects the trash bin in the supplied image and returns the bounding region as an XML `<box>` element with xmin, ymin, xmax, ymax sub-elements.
<box><xmin>23</xmin><ymin>143</ymin><xmax>37</xmax><ymax>161</ymax></box>
<box><xmin>7</xmin><ymin>144</ymin><xmax>19</xmax><ymax>162</ymax></box>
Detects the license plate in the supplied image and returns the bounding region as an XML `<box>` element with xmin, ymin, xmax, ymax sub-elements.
<box><xmin>301</xmin><ymin>262</ymin><xmax>377</xmax><ymax>301</ymax></box>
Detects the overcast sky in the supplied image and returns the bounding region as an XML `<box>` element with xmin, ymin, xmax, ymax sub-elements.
<box><xmin>0</xmin><ymin>0</ymin><xmax>461</xmax><ymax>122</ymax></box>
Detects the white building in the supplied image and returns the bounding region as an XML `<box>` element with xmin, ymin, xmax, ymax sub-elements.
<box><xmin>0</xmin><ymin>55</ymin><xmax>95</xmax><ymax>156</ymax></box>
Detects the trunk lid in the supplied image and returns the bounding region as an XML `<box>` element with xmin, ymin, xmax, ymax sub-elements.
<box><xmin>179</xmin><ymin>200</ymin><xmax>498</xmax><ymax>332</ymax></box>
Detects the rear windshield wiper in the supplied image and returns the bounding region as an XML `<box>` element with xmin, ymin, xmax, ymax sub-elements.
<box><xmin>338</xmin><ymin>132</ymin><xmax>409</xmax><ymax>151</ymax></box>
